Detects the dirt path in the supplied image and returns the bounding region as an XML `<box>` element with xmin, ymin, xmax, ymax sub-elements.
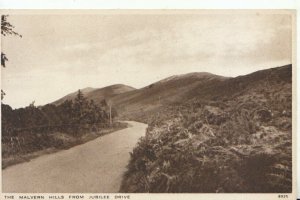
<box><xmin>2</xmin><ymin>121</ymin><xmax>147</xmax><ymax>193</ymax></box>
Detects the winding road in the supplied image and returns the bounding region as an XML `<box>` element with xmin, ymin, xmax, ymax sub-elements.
<box><xmin>2</xmin><ymin>121</ymin><xmax>147</xmax><ymax>193</ymax></box>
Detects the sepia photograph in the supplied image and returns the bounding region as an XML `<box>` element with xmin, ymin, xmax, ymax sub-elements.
<box><xmin>0</xmin><ymin>9</ymin><xmax>296</xmax><ymax>199</ymax></box>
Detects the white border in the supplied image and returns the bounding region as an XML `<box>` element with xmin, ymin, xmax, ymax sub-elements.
<box><xmin>0</xmin><ymin>0</ymin><xmax>297</xmax><ymax>9</ymax></box>
<box><xmin>0</xmin><ymin>0</ymin><xmax>298</xmax><ymax>199</ymax></box>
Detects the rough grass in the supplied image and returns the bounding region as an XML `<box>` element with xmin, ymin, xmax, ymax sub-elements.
<box><xmin>120</xmin><ymin>66</ymin><xmax>292</xmax><ymax>193</ymax></box>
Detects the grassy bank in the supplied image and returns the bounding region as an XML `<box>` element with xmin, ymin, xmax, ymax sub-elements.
<box><xmin>2</xmin><ymin>122</ymin><xmax>128</xmax><ymax>169</ymax></box>
<box><xmin>120</xmin><ymin>66</ymin><xmax>292</xmax><ymax>193</ymax></box>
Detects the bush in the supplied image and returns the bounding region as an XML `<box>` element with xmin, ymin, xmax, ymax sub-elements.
<box><xmin>120</xmin><ymin>76</ymin><xmax>292</xmax><ymax>193</ymax></box>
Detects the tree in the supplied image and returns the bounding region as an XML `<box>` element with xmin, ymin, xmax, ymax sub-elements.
<box><xmin>73</xmin><ymin>90</ymin><xmax>88</xmax><ymax>124</ymax></box>
<box><xmin>1</xmin><ymin>15</ymin><xmax>22</xmax><ymax>100</ymax></box>
<box><xmin>57</xmin><ymin>100</ymin><xmax>74</xmax><ymax>124</ymax></box>
<box><xmin>1</xmin><ymin>52</ymin><xmax>8</xmax><ymax>68</ymax></box>
<box><xmin>1</xmin><ymin>15</ymin><xmax>22</xmax><ymax>67</ymax></box>
<box><xmin>1</xmin><ymin>90</ymin><xmax>6</xmax><ymax>100</ymax></box>
<box><xmin>100</xmin><ymin>99</ymin><xmax>115</xmax><ymax>125</ymax></box>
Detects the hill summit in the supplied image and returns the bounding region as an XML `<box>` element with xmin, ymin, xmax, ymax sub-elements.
<box><xmin>52</xmin><ymin>84</ymin><xmax>136</xmax><ymax>106</ymax></box>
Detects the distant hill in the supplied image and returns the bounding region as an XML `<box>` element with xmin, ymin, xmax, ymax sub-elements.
<box><xmin>189</xmin><ymin>64</ymin><xmax>292</xmax><ymax>101</ymax></box>
<box><xmin>111</xmin><ymin>72</ymin><xmax>228</xmax><ymax>118</ymax></box>
<box><xmin>52</xmin><ymin>84</ymin><xmax>136</xmax><ymax>106</ymax></box>
<box><xmin>52</xmin><ymin>87</ymin><xmax>97</xmax><ymax>105</ymax></box>
<box><xmin>51</xmin><ymin>64</ymin><xmax>292</xmax><ymax>121</ymax></box>
<box><xmin>114</xmin><ymin>64</ymin><xmax>292</xmax><ymax>120</ymax></box>
<box><xmin>86</xmin><ymin>84</ymin><xmax>136</xmax><ymax>103</ymax></box>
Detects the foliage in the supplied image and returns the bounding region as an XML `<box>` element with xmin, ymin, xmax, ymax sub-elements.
<box><xmin>1</xmin><ymin>91</ymin><xmax>117</xmax><ymax>164</ymax></box>
<box><xmin>1</xmin><ymin>15</ymin><xmax>22</xmax><ymax>37</ymax></box>
<box><xmin>1</xmin><ymin>15</ymin><xmax>22</xmax><ymax>68</ymax></box>
<box><xmin>1</xmin><ymin>15</ymin><xmax>22</xmax><ymax>100</ymax></box>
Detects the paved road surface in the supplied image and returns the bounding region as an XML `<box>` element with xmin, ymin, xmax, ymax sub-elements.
<box><xmin>2</xmin><ymin>121</ymin><xmax>147</xmax><ymax>193</ymax></box>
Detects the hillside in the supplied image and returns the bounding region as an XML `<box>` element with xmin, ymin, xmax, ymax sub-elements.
<box><xmin>120</xmin><ymin>64</ymin><xmax>292</xmax><ymax>193</ymax></box>
<box><xmin>52</xmin><ymin>87</ymin><xmax>96</xmax><ymax>105</ymax></box>
<box><xmin>111</xmin><ymin>72</ymin><xmax>228</xmax><ymax>119</ymax></box>
<box><xmin>51</xmin><ymin>73</ymin><xmax>228</xmax><ymax>120</ymax></box>
<box><xmin>52</xmin><ymin>84</ymin><xmax>136</xmax><ymax>106</ymax></box>
<box><xmin>189</xmin><ymin>64</ymin><xmax>292</xmax><ymax>102</ymax></box>
<box><xmin>51</xmin><ymin>65</ymin><xmax>291</xmax><ymax>123</ymax></box>
<box><xmin>116</xmin><ymin>65</ymin><xmax>291</xmax><ymax>122</ymax></box>
<box><xmin>86</xmin><ymin>84</ymin><xmax>136</xmax><ymax>104</ymax></box>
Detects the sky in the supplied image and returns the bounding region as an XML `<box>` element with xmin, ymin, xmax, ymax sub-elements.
<box><xmin>1</xmin><ymin>12</ymin><xmax>292</xmax><ymax>108</ymax></box>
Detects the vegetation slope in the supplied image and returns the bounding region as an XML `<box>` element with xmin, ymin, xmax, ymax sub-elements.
<box><xmin>120</xmin><ymin>64</ymin><xmax>292</xmax><ymax>193</ymax></box>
